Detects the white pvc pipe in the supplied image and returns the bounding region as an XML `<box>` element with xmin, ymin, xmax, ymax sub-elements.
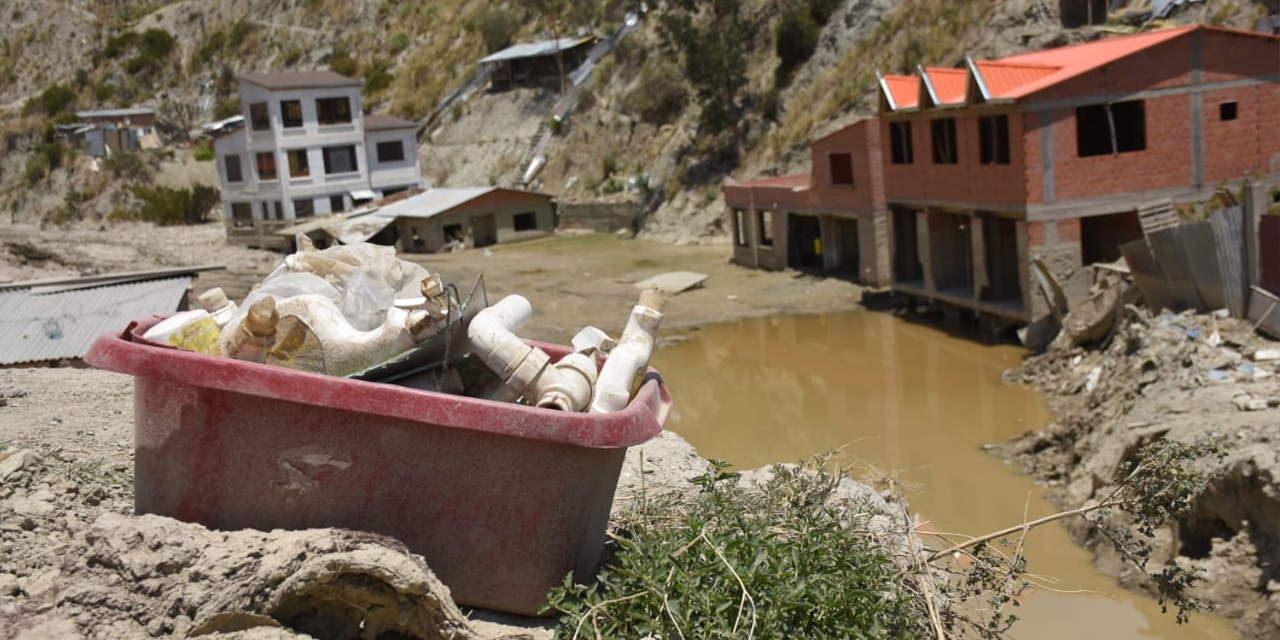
<box><xmin>468</xmin><ymin>295</ymin><xmax>597</xmax><ymax>412</ymax></box>
<box><xmin>590</xmin><ymin>288</ymin><xmax>664</xmax><ymax>414</ymax></box>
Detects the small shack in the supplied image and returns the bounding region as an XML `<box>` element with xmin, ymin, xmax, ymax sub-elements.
<box><xmin>0</xmin><ymin>265</ymin><xmax>223</xmax><ymax>367</ymax></box>
<box><xmin>479</xmin><ymin>36</ymin><xmax>596</xmax><ymax>90</ymax></box>
<box><xmin>372</xmin><ymin>187</ymin><xmax>556</xmax><ymax>253</ymax></box>
<box><xmin>73</xmin><ymin>107</ymin><xmax>158</xmax><ymax>157</ymax></box>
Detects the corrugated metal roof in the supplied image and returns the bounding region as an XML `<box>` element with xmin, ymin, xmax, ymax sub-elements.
<box><xmin>372</xmin><ymin>187</ymin><xmax>497</xmax><ymax>220</ymax></box>
<box><xmin>0</xmin><ymin>277</ymin><xmax>191</xmax><ymax>365</ymax></box>
<box><xmin>996</xmin><ymin>25</ymin><xmax>1197</xmax><ymax>97</ymax></box>
<box><xmin>921</xmin><ymin>67</ymin><xmax>966</xmax><ymax>105</ymax></box>
<box><xmin>76</xmin><ymin>107</ymin><xmax>155</xmax><ymax>119</ymax></box>
<box><xmin>973</xmin><ymin>61</ymin><xmax>1060</xmax><ymax>99</ymax></box>
<box><xmin>479</xmin><ymin>36</ymin><xmax>594</xmax><ymax>64</ymax></box>
<box><xmin>881</xmin><ymin>74</ymin><xmax>919</xmax><ymax>110</ymax></box>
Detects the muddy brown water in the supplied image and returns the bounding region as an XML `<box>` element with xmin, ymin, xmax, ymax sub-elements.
<box><xmin>652</xmin><ymin>311</ymin><xmax>1236</xmax><ymax>640</ymax></box>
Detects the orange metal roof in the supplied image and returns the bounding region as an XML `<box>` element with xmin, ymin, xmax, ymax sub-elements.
<box><xmin>972</xmin><ymin>61</ymin><xmax>1060</xmax><ymax>99</ymax></box>
<box><xmin>882</xmin><ymin>74</ymin><xmax>919</xmax><ymax>109</ymax></box>
<box><xmin>993</xmin><ymin>25</ymin><xmax>1197</xmax><ymax>98</ymax></box>
<box><xmin>730</xmin><ymin>174</ymin><xmax>811</xmax><ymax>189</ymax></box>
<box><xmin>882</xmin><ymin>24</ymin><xmax>1275</xmax><ymax>110</ymax></box>
<box><xmin>922</xmin><ymin>67</ymin><xmax>966</xmax><ymax>105</ymax></box>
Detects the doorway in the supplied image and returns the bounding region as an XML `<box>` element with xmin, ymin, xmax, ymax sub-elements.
<box><xmin>787</xmin><ymin>213</ymin><xmax>823</xmax><ymax>272</ymax></box>
<box><xmin>472</xmin><ymin>214</ymin><xmax>498</xmax><ymax>248</ymax></box>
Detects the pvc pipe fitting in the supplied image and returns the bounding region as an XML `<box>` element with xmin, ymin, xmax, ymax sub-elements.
<box><xmin>469</xmin><ymin>295</ymin><xmax>598</xmax><ymax>412</ymax></box>
<box><xmin>590</xmin><ymin>288</ymin><xmax>665</xmax><ymax>414</ymax></box>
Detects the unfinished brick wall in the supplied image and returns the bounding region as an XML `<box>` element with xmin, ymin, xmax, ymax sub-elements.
<box><xmin>809</xmin><ymin>119</ymin><xmax>885</xmax><ymax>213</ymax></box>
<box><xmin>1203</xmin><ymin>83</ymin><xmax>1280</xmax><ymax>182</ymax></box>
<box><xmin>881</xmin><ymin>110</ymin><xmax>1028</xmax><ymax>206</ymax></box>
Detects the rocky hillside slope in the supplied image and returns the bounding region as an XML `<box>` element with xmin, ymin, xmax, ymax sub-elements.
<box><xmin>0</xmin><ymin>0</ymin><xmax>1271</xmax><ymax>237</ymax></box>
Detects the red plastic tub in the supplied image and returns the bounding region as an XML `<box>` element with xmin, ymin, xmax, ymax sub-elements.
<box><xmin>85</xmin><ymin>317</ymin><xmax>669</xmax><ymax>615</ymax></box>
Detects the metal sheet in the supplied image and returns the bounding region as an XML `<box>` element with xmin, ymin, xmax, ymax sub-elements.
<box><xmin>1147</xmin><ymin>226</ymin><xmax>1204</xmax><ymax>310</ymax></box>
<box><xmin>1180</xmin><ymin>220</ymin><xmax>1226</xmax><ymax>311</ymax></box>
<box><xmin>1210</xmin><ymin>205</ymin><xmax>1247</xmax><ymax>318</ymax></box>
<box><xmin>1247</xmin><ymin>286</ymin><xmax>1280</xmax><ymax>341</ymax></box>
<box><xmin>0</xmin><ymin>277</ymin><xmax>191</xmax><ymax>365</ymax></box>
<box><xmin>1120</xmin><ymin>239</ymin><xmax>1178</xmax><ymax>313</ymax></box>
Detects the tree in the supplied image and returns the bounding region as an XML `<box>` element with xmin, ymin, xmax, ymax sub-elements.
<box><xmin>660</xmin><ymin>0</ymin><xmax>754</xmax><ymax>161</ymax></box>
<box><xmin>155</xmin><ymin>97</ymin><xmax>198</xmax><ymax>144</ymax></box>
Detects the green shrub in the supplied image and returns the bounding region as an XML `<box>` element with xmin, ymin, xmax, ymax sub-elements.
<box><xmin>388</xmin><ymin>30</ymin><xmax>412</xmax><ymax>55</ymax></box>
<box><xmin>467</xmin><ymin>6</ymin><xmax>522</xmax><ymax>53</ymax></box>
<box><xmin>22</xmin><ymin>84</ymin><xmax>77</xmax><ymax>116</ymax></box>
<box><xmin>775</xmin><ymin>7</ymin><xmax>820</xmax><ymax>86</ymax></box>
<box><xmin>103</xmin><ymin>31</ymin><xmax>137</xmax><ymax>59</ymax></box>
<box><xmin>227</xmin><ymin>20</ymin><xmax>251</xmax><ymax>48</ymax></box>
<box><xmin>116</xmin><ymin>184</ymin><xmax>220</xmax><ymax>226</ymax></box>
<box><xmin>282</xmin><ymin>46</ymin><xmax>303</xmax><ymax>66</ymax></box>
<box><xmin>94</xmin><ymin>83</ymin><xmax>116</xmax><ymax>101</ymax></box>
<box><xmin>125</xmin><ymin>52</ymin><xmax>157</xmax><ymax>75</ymax></box>
<box><xmin>363</xmin><ymin>60</ymin><xmax>393</xmax><ymax>93</ymax></box>
<box><xmin>624</xmin><ymin>59</ymin><xmax>687</xmax><ymax>125</ymax></box>
<box><xmin>192</xmin><ymin>140</ymin><xmax>215</xmax><ymax>161</ymax></box>
<box><xmin>329</xmin><ymin>47</ymin><xmax>359</xmax><ymax>77</ymax></box>
<box><xmin>138</xmin><ymin>28</ymin><xmax>176</xmax><ymax>59</ymax></box>
<box><xmin>24</xmin><ymin>152</ymin><xmax>50</xmax><ymax>185</ymax></box>
<box><xmin>546</xmin><ymin>461</ymin><xmax>926</xmax><ymax>639</ymax></box>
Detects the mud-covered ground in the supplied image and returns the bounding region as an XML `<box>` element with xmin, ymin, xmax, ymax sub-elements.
<box><xmin>1002</xmin><ymin>309</ymin><xmax>1280</xmax><ymax>640</ymax></box>
<box><xmin>0</xmin><ymin>221</ymin><xmax>879</xmax><ymax>639</ymax></box>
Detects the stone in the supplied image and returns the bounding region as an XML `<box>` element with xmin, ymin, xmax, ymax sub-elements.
<box><xmin>0</xmin><ymin>450</ymin><xmax>40</xmax><ymax>483</ymax></box>
<box><xmin>0</xmin><ymin>573</ymin><xmax>19</xmax><ymax>597</ymax></box>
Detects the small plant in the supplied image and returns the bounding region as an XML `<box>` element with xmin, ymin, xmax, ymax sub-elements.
<box><xmin>388</xmin><ymin>30</ymin><xmax>412</xmax><ymax>55</ymax></box>
<box><xmin>545</xmin><ymin>459</ymin><xmax>927</xmax><ymax>639</ymax></box>
<box><xmin>623</xmin><ymin>59</ymin><xmax>687</xmax><ymax>125</ymax></box>
<box><xmin>192</xmin><ymin>140</ymin><xmax>214</xmax><ymax>161</ymax></box>
<box><xmin>114</xmin><ymin>183</ymin><xmax>219</xmax><ymax>226</ymax></box>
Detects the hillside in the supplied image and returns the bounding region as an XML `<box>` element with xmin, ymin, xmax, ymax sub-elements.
<box><xmin>0</xmin><ymin>0</ymin><xmax>1272</xmax><ymax>239</ymax></box>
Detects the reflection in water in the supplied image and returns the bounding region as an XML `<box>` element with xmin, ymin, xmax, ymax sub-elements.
<box><xmin>653</xmin><ymin>311</ymin><xmax>1236</xmax><ymax>640</ymax></box>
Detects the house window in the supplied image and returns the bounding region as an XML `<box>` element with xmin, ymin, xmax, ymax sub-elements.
<box><xmin>828</xmin><ymin>152</ymin><xmax>854</xmax><ymax>187</ymax></box>
<box><xmin>322</xmin><ymin>145</ymin><xmax>359</xmax><ymax>175</ymax></box>
<box><xmin>293</xmin><ymin>198</ymin><xmax>314</xmax><ymax>218</ymax></box>
<box><xmin>758</xmin><ymin>210</ymin><xmax>774</xmax><ymax>247</ymax></box>
<box><xmin>931</xmin><ymin>117</ymin><xmax>958</xmax><ymax>164</ymax></box>
<box><xmin>287</xmin><ymin>149</ymin><xmax>310</xmax><ymax>178</ymax></box>
<box><xmin>249</xmin><ymin>103</ymin><xmax>270</xmax><ymax>130</ymax></box>
<box><xmin>272</xmin><ymin>201</ymin><xmax>284</xmax><ymax>220</ymax></box>
<box><xmin>376</xmin><ymin>140</ymin><xmax>405</xmax><ymax>163</ymax></box>
<box><xmin>230</xmin><ymin>202</ymin><xmax>253</xmax><ymax>228</ymax></box>
<box><xmin>256</xmin><ymin>152</ymin><xmax>277</xmax><ymax>180</ymax></box>
<box><xmin>315</xmin><ymin>97</ymin><xmax>351</xmax><ymax>125</ymax></box>
<box><xmin>733</xmin><ymin>209</ymin><xmax>748</xmax><ymax>247</ymax></box>
<box><xmin>513</xmin><ymin>212</ymin><xmax>538</xmax><ymax>231</ymax></box>
<box><xmin>1220</xmin><ymin>101</ymin><xmax>1237</xmax><ymax>121</ymax></box>
<box><xmin>1076</xmin><ymin>100</ymin><xmax>1146</xmax><ymax>157</ymax></box>
<box><xmin>280</xmin><ymin>100</ymin><xmax>303</xmax><ymax>128</ymax></box>
<box><xmin>224</xmin><ymin>154</ymin><xmax>243</xmax><ymax>182</ymax></box>
<box><xmin>890</xmin><ymin>121</ymin><xmax>913</xmax><ymax>164</ymax></box>
<box><xmin>979</xmin><ymin>115</ymin><xmax>1010</xmax><ymax>165</ymax></box>
<box><xmin>329</xmin><ymin>195</ymin><xmax>345</xmax><ymax>213</ymax></box>
<box><xmin>383</xmin><ymin>186</ymin><xmax>408</xmax><ymax>197</ymax></box>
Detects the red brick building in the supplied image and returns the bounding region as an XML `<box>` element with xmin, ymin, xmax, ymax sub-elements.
<box><xmin>726</xmin><ymin>25</ymin><xmax>1280</xmax><ymax>324</ymax></box>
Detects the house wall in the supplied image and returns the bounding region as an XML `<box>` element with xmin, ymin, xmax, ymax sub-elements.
<box><xmin>723</xmin><ymin>184</ymin><xmax>804</xmax><ymax>272</ymax></box>
<box><xmin>881</xmin><ymin>107</ymin><xmax>1028</xmax><ymax>206</ymax></box>
<box><xmin>364</xmin><ymin>128</ymin><xmax>423</xmax><ymax>192</ymax></box>
<box><xmin>1023</xmin><ymin>30</ymin><xmax>1280</xmax><ymax>208</ymax></box>
<box><xmin>809</xmin><ymin>119</ymin><xmax>884</xmax><ymax>213</ymax></box>
<box><xmin>395</xmin><ymin>195</ymin><xmax>555</xmax><ymax>253</ymax></box>
<box><xmin>237</xmin><ymin>80</ymin><xmax>370</xmax><ymax>220</ymax></box>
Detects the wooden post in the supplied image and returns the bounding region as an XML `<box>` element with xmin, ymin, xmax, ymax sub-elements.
<box><xmin>1245</xmin><ymin>182</ymin><xmax>1265</xmax><ymax>290</ymax></box>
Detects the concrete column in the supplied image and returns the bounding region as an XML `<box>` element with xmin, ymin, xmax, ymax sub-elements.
<box><xmin>916</xmin><ymin>209</ymin><xmax>934</xmax><ymax>291</ymax></box>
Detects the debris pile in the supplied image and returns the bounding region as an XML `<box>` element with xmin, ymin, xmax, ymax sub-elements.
<box><xmin>1003</xmin><ymin>305</ymin><xmax>1280</xmax><ymax>640</ymax></box>
<box><xmin>139</xmin><ymin>236</ymin><xmax>665</xmax><ymax>414</ymax></box>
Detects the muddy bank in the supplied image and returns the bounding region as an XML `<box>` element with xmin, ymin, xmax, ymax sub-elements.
<box><xmin>1002</xmin><ymin>309</ymin><xmax>1280</xmax><ymax>640</ymax></box>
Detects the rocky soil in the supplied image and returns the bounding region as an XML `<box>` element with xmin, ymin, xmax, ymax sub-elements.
<box><xmin>1002</xmin><ymin>308</ymin><xmax>1280</xmax><ymax>640</ymax></box>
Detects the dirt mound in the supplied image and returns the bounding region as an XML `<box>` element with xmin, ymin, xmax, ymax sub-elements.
<box><xmin>1</xmin><ymin>513</ymin><xmax>477</xmax><ymax>640</ymax></box>
<box><xmin>1003</xmin><ymin>309</ymin><xmax>1280</xmax><ymax>640</ymax></box>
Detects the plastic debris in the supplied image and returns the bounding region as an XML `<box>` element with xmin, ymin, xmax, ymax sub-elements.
<box><xmin>139</xmin><ymin>236</ymin><xmax>666</xmax><ymax>413</ymax></box>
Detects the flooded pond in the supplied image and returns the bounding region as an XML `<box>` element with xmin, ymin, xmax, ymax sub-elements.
<box><xmin>652</xmin><ymin>311</ymin><xmax>1235</xmax><ymax>640</ymax></box>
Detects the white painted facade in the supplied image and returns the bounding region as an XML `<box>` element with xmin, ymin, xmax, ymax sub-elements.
<box><xmin>213</xmin><ymin>72</ymin><xmax>423</xmax><ymax>246</ymax></box>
